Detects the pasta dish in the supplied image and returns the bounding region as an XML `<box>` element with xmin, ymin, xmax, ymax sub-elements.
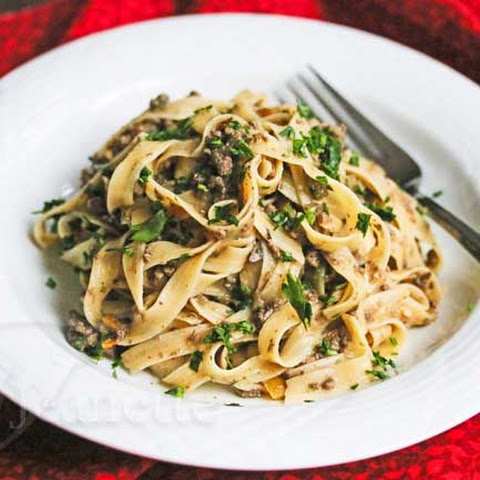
<box><xmin>33</xmin><ymin>91</ymin><xmax>441</xmax><ymax>403</ymax></box>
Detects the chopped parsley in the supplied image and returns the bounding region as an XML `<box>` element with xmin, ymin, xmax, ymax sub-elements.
<box><xmin>61</xmin><ymin>236</ymin><xmax>75</xmax><ymax>250</ymax></box>
<box><xmin>280</xmin><ymin>251</ymin><xmax>294</xmax><ymax>262</ymax></box>
<box><xmin>232</xmin><ymin>283</ymin><xmax>253</xmax><ymax>311</ymax></box>
<box><xmin>365</xmin><ymin>369</ymin><xmax>388</xmax><ymax>380</ymax></box>
<box><xmin>389</xmin><ymin>337</ymin><xmax>398</xmax><ymax>347</ymax></box>
<box><xmin>208</xmin><ymin>136</ymin><xmax>224</xmax><ymax>148</ymax></box>
<box><xmin>189</xmin><ymin>351</ymin><xmax>203</xmax><ymax>372</ymax></box>
<box><xmin>229</xmin><ymin>138</ymin><xmax>254</xmax><ymax>160</ymax></box>
<box><xmin>292</xmin><ymin>138</ymin><xmax>309</xmax><ymax>157</ymax></box>
<box><xmin>372</xmin><ymin>350</ymin><xmax>396</xmax><ymax>369</ymax></box>
<box><xmin>228</xmin><ymin>120</ymin><xmax>242</xmax><ymax>130</ymax></box>
<box><xmin>282</xmin><ymin>272</ymin><xmax>312</xmax><ymax>329</ymax></box>
<box><xmin>353</xmin><ymin>185</ymin><xmax>366</xmax><ymax>196</ymax></box>
<box><xmin>304</xmin><ymin>207</ymin><xmax>316</xmax><ymax>225</ymax></box>
<box><xmin>350</xmin><ymin>383</ymin><xmax>359</xmax><ymax>390</ymax></box>
<box><xmin>466</xmin><ymin>302</ymin><xmax>475</xmax><ymax>314</ymax></box>
<box><xmin>356</xmin><ymin>212</ymin><xmax>371</xmax><ymax>237</ymax></box>
<box><xmin>165</xmin><ymin>386</ymin><xmax>186</xmax><ymax>398</ymax></box>
<box><xmin>365</xmin><ymin>202</ymin><xmax>396</xmax><ymax>222</ymax></box>
<box><xmin>315</xmin><ymin>175</ymin><xmax>329</xmax><ymax>185</ymax></box>
<box><xmin>33</xmin><ymin>198</ymin><xmax>65</xmax><ymax>214</ymax></box>
<box><xmin>322</xmin><ymin>202</ymin><xmax>329</xmax><ymax>214</ymax></box>
<box><xmin>138</xmin><ymin>167</ymin><xmax>152</xmax><ymax>185</ymax></box>
<box><xmin>146</xmin><ymin>117</ymin><xmax>195</xmax><ymax>141</ymax></box>
<box><xmin>197</xmin><ymin>183</ymin><xmax>209</xmax><ymax>192</ymax></box>
<box><xmin>268</xmin><ymin>204</ymin><xmax>305</xmax><ymax>231</ymax></box>
<box><xmin>129</xmin><ymin>205</ymin><xmax>168</xmax><ymax>243</ymax></box>
<box><xmin>349</xmin><ymin>151</ymin><xmax>360</xmax><ymax>166</ymax></box>
<box><xmin>111</xmin><ymin>356</ymin><xmax>122</xmax><ymax>379</ymax></box>
<box><xmin>297</xmin><ymin>103</ymin><xmax>315</xmax><ymax>119</ymax></box>
<box><xmin>279</xmin><ymin>126</ymin><xmax>295</xmax><ymax>139</ymax></box>
<box><xmin>316</xmin><ymin>338</ymin><xmax>337</xmax><ymax>356</ymax></box>
<box><xmin>203</xmin><ymin>321</ymin><xmax>256</xmax><ymax>357</ymax></box>
<box><xmin>45</xmin><ymin>277</ymin><xmax>57</xmax><ymax>289</ymax></box>
<box><xmin>432</xmin><ymin>190</ymin><xmax>443</xmax><ymax>198</ymax></box>
<box><xmin>208</xmin><ymin>203</ymin><xmax>239</xmax><ymax>226</ymax></box>
<box><xmin>365</xmin><ymin>351</ymin><xmax>396</xmax><ymax>381</ymax></box>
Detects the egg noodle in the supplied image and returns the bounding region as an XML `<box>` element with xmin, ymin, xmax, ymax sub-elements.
<box><xmin>33</xmin><ymin>91</ymin><xmax>442</xmax><ymax>403</ymax></box>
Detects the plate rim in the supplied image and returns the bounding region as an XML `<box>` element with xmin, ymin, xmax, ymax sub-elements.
<box><xmin>0</xmin><ymin>12</ymin><xmax>479</xmax><ymax>470</ymax></box>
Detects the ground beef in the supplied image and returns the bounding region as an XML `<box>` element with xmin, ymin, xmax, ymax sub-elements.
<box><xmin>233</xmin><ymin>386</ymin><xmax>264</xmax><ymax>398</ymax></box>
<box><xmin>322</xmin><ymin>323</ymin><xmax>350</xmax><ymax>355</ymax></box>
<box><xmin>90</xmin><ymin>119</ymin><xmax>159</xmax><ymax>164</ymax></box>
<box><xmin>306</xmin><ymin>249</ymin><xmax>323</xmax><ymax>268</ymax></box>
<box><xmin>65</xmin><ymin>310</ymin><xmax>100</xmax><ymax>352</ymax></box>
<box><xmin>86</xmin><ymin>196</ymin><xmax>107</xmax><ymax>216</ymax></box>
<box><xmin>210</xmin><ymin>148</ymin><xmax>233</xmax><ymax>176</ymax></box>
<box><xmin>149</xmin><ymin>93</ymin><xmax>169</xmax><ymax>110</ymax></box>
<box><xmin>207</xmin><ymin>176</ymin><xmax>227</xmax><ymax>199</ymax></box>
<box><xmin>321</xmin><ymin>377</ymin><xmax>336</xmax><ymax>391</ymax></box>
<box><xmin>80</xmin><ymin>166</ymin><xmax>96</xmax><ymax>186</ymax></box>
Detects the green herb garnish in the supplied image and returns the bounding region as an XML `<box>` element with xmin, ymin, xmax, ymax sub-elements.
<box><xmin>147</xmin><ymin>117</ymin><xmax>195</xmax><ymax>141</ymax></box>
<box><xmin>349</xmin><ymin>152</ymin><xmax>360</xmax><ymax>166</ymax></box>
<box><xmin>315</xmin><ymin>175</ymin><xmax>329</xmax><ymax>185</ymax></box>
<box><xmin>138</xmin><ymin>167</ymin><xmax>152</xmax><ymax>185</ymax></box>
<box><xmin>292</xmin><ymin>138</ymin><xmax>309</xmax><ymax>157</ymax></box>
<box><xmin>282</xmin><ymin>272</ymin><xmax>312</xmax><ymax>329</ymax></box>
<box><xmin>203</xmin><ymin>321</ymin><xmax>256</xmax><ymax>356</ymax></box>
<box><xmin>304</xmin><ymin>207</ymin><xmax>316</xmax><ymax>225</ymax></box>
<box><xmin>365</xmin><ymin>369</ymin><xmax>388</xmax><ymax>380</ymax></box>
<box><xmin>365</xmin><ymin>202</ymin><xmax>396</xmax><ymax>222</ymax></box>
<box><xmin>129</xmin><ymin>206</ymin><xmax>168</xmax><ymax>243</ymax></box>
<box><xmin>432</xmin><ymin>190</ymin><xmax>443</xmax><ymax>198</ymax></box>
<box><xmin>165</xmin><ymin>386</ymin><xmax>186</xmax><ymax>398</ymax></box>
<box><xmin>208</xmin><ymin>203</ymin><xmax>239</xmax><ymax>226</ymax></box>
<box><xmin>279</xmin><ymin>126</ymin><xmax>295</xmax><ymax>139</ymax></box>
<box><xmin>189</xmin><ymin>351</ymin><xmax>203</xmax><ymax>372</ymax></box>
<box><xmin>268</xmin><ymin>204</ymin><xmax>305</xmax><ymax>231</ymax></box>
<box><xmin>229</xmin><ymin>138</ymin><xmax>253</xmax><ymax>160</ymax></box>
<box><xmin>297</xmin><ymin>103</ymin><xmax>315</xmax><ymax>119</ymax></box>
<box><xmin>365</xmin><ymin>351</ymin><xmax>396</xmax><ymax>381</ymax></box>
<box><xmin>228</xmin><ymin>120</ymin><xmax>242</xmax><ymax>130</ymax></box>
<box><xmin>33</xmin><ymin>198</ymin><xmax>65</xmax><ymax>214</ymax></box>
<box><xmin>316</xmin><ymin>338</ymin><xmax>337</xmax><ymax>356</ymax></box>
<box><xmin>356</xmin><ymin>212</ymin><xmax>371</xmax><ymax>237</ymax></box>
<box><xmin>280</xmin><ymin>251</ymin><xmax>294</xmax><ymax>262</ymax></box>
<box><xmin>389</xmin><ymin>337</ymin><xmax>398</xmax><ymax>346</ymax></box>
<box><xmin>46</xmin><ymin>277</ymin><xmax>57</xmax><ymax>289</ymax></box>
<box><xmin>208</xmin><ymin>137</ymin><xmax>224</xmax><ymax>148</ymax></box>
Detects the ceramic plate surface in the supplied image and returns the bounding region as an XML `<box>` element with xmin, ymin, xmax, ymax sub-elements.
<box><xmin>0</xmin><ymin>14</ymin><xmax>479</xmax><ymax>470</ymax></box>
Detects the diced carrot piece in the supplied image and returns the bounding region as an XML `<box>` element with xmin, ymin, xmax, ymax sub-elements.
<box><xmin>102</xmin><ymin>314</ymin><xmax>121</xmax><ymax>330</ymax></box>
<box><xmin>264</xmin><ymin>376</ymin><xmax>286</xmax><ymax>400</ymax></box>
<box><xmin>101</xmin><ymin>338</ymin><xmax>116</xmax><ymax>350</ymax></box>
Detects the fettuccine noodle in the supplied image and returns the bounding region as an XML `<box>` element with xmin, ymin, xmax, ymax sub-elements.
<box><xmin>33</xmin><ymin>91</ymin><xmax>442</xmax><ymax>402</ymax></box>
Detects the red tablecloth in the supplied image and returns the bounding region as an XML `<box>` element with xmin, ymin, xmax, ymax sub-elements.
<box><xmin>1</xmin><ymin>1</ymin><xmax>479</xmax><ymax>479</ymax></box>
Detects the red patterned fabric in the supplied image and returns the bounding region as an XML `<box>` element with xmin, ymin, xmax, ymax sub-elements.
<box><xmin>0</xmin><ymin>1</ymin><xmax>479</xmax><ymax>478</ymax></box>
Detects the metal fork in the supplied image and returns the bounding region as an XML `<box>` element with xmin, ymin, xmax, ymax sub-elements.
<box><xmin>277</xmin><ymin>65</ymin><xmax>480</xmax><ymax>262</ymax></box>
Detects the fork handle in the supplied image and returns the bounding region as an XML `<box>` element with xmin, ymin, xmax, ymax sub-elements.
<box><xmin>417</xmin><ymin>195</ymin><xmax>480</xmax><ymax>262</ymax></box>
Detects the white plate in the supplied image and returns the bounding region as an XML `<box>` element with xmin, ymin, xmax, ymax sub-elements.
<box><xmin>0</xmin><ymin>13</ymin><xmax>479</xmax><ymax>470</ymax></box>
